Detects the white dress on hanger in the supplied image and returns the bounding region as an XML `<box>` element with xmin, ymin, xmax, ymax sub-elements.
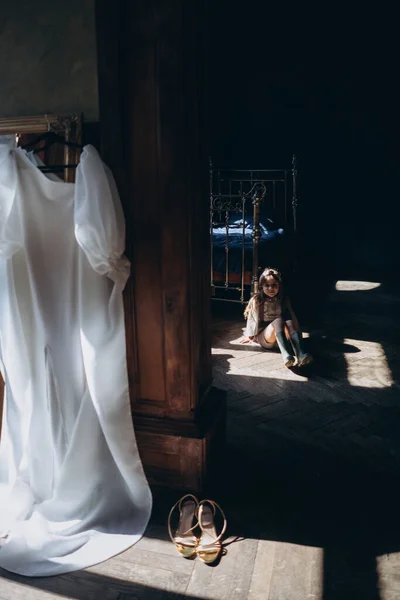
<box><xmin>0</xmin><ymin>140</ymin><xmax>152</xmax><ymax>576</ymax></box>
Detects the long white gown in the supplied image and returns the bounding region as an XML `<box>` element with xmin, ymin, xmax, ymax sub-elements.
<box><xmin>0</xmin><ymin>139</ymin><xmax>152</xmax><ymax>576</ymax></box>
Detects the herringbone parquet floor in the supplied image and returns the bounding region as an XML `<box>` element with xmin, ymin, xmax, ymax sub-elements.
<box><xmin>213</xmin><ymin>279</ymin><xmax>400</xmax><ymax>474</ymax></box>
<box><xmin>1</xmin><ymin>279</ymin><xmax>399</xmax><ymax>600</ymax></box>
<box><xmin>209</xmin><ymin>278</ymin><xmax>400</xmax><ymax>600</ymax></box>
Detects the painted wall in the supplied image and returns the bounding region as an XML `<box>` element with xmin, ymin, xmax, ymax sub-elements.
<box><xmin>0</xmin><ymin>0</ymin><xmax>98</xmax><ymax>120</ymax></box>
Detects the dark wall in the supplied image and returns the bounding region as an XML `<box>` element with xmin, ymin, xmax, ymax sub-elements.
<box><xmin>0</xmin><ymin>0</ymin><xmax>98</xmax><ymax>120</ymax></box>
<box><xmin>209</xmin><ymin>3</ymin><xmax>398</xmax><ymax>282</ymax></box>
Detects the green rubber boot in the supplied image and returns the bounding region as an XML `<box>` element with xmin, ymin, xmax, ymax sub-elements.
<box><xmin>275</xmin><ymin>331</ymin><xmax>296</xmax><ymax>368</ymax></box>
<box><xmin>290</xmin><ymin>332</ymin><xmax>313</xmax><ymax>367</ymax></box>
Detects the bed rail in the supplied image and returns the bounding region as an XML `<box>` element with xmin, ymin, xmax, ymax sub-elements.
<box><xmin>210</xmin><ymin>156</ymin><xmax>298</xmax><ymax>304</ymax></box>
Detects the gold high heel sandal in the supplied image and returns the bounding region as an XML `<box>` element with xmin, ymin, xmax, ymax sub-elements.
<box><xmin>168</xmin><ymin>494</ymin><xmax>199</xmax><ymax>558</ymax></box>
<box><xmin>196</xmin><ymin>499</ymin><xmax>227</xmax><ymax>564</ymax></box>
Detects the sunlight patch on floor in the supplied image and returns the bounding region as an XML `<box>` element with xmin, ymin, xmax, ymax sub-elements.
<box><xmin>213</xmin><ymin>335</ymin><xmax>310</xmax><ymax>381</ymax></box>
<box><xmin>212</xmin><ymin>331</ymin><xmax>310</xmax><ymax>353</ymax></box>
<box><xmin>344</xmin><ymin>339</ymin><xmax>393</xmax><ymax>388</ymax></box>
<box><xmin>226</xmin><ymin>362</ymin><xmax>308</xmax><ymax>381</ymax></box>
<box><xmin>376</xmin><ymin>552</ymin><xmax>400</xmax><ymax>599</ymax></box>
<box><xmin>335</xmin><ymin>280</ymin><xmax>381</xmax><ymax>291</ymax></box>
<box><xmin>89</xmin><ymin>537</ymin><xmax>324</xmax><ymax>600</ymax></box>
<box><xmin>248</xmin><ymin>539</ymin><xmax>323</xmax><ymax>600</ymax></box>
<box><xmin>212</xmin><ymin>344</ymin><xmax>256</xmax><ymax>356</ymax></box>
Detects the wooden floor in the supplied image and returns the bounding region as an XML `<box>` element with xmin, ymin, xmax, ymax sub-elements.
<box><xmin>1</xmin><ymin>278</ymin><xmax>400</xmax><ymax>599</ymax></box>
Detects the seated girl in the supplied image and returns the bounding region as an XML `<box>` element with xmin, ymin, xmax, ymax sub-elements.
<box><xmin>240</xmin><ymin>267</ymin><xmax>313</xmax><ymax>368</ymax></box>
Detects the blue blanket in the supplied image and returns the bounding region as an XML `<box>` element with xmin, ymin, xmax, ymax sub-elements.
<box><xmin>212</xmin><ymin>223</ymin><xmax>285</xmax><ymax>275</ymax></box>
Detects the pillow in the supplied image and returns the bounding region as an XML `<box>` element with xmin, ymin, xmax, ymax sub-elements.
<box><xmin>214</xmin><ymin>215</ymin><xmax>282</xmax><ymax>236</ymax></box>
<box><xmin>231</xmin><ymin>216</ymin><xmax>276</xmax><ymax>230</ymax></box>
<box><xmin>229</xmin><ymin>218</ymin><xmax>247</xmax><ymax>227</ymax></box>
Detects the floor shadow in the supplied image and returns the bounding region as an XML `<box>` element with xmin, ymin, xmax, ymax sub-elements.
<box><xmin>211</xmin><ymin>372</ymin><xmax>398</xmax><ymax>600</ymax></box>
<box><xmin>0</xmin><ymin>566</ymin><xmax>208</xmax><ymax>600</ymax></box>
<box><xmin>209</xmin><ymin>276</ymin><xmax>400</xmax><ymax>599</ymax></box>
<box><xmin>1</xmin><ymin>279</ymin><xmax>398</xmax><ymax>600</ymax></box>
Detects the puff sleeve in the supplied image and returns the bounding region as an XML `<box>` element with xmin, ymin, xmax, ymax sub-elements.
<box><xmin>74</xmin><ymin>145</ymin><xmax>130</xmax><ymax>289</ymax></box>
<box><xmin>245</xmin><ymin>306</ymin><xmax>259</xmax><ymax>337</ymax></box>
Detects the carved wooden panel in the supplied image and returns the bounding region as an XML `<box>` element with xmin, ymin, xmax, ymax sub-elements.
<box><xmin>96</xmin><ymin>0</ymin><xmax>212</xmax><ymax>419</ymax></box>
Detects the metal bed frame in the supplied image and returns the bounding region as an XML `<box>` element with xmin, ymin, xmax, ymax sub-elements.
<box><xmin>210</xmin><ymin>155</ymin><xmax>298</xmax><ymax>304</ymax></box>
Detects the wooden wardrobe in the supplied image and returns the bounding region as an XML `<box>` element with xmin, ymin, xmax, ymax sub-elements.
<box><xmin>95</xmin><ymin>0</ymin><xmax>226</xmax><ymax>491</ymax></box>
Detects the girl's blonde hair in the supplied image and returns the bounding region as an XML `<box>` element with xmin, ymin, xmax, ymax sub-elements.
<box><xmin>244</xmin><ymin>267</ymin><xmax>285</xmax><ymax>319</ymax></box>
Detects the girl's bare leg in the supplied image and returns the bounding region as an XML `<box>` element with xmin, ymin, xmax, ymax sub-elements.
<box><xmin>263</xmin><ymin>322</ymin><xmax>277</xmax><ymax>344</ymax></box>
